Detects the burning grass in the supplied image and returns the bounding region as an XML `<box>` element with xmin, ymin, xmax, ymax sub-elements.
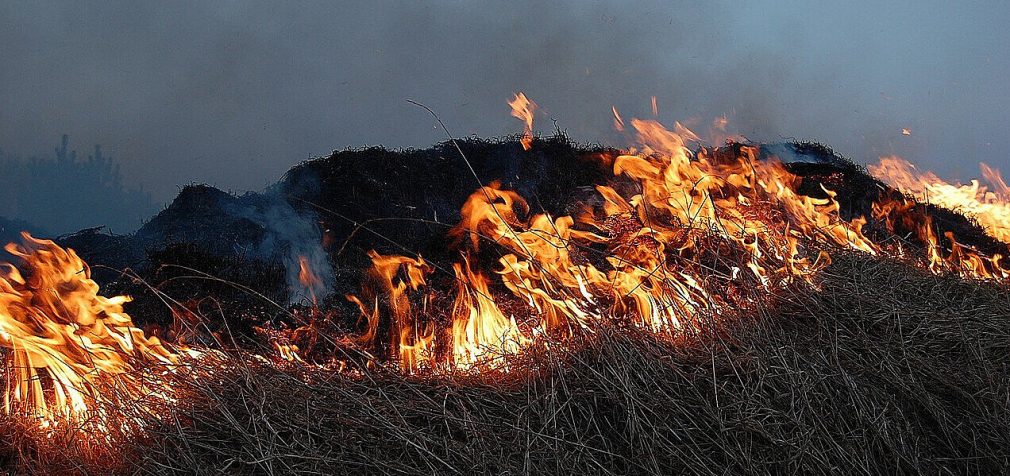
<box><xmin>5</xmin><ymin>253</ymin><xmax>996</xmax><ymax>475</ymax></box>
<box><xmin>3</xmin><ymin>235</ymin><xmax>1010</xmax><ymax>474</ymax></box>
<box><xmin>4</xmin><ymin>97</ymin><xmax>1010</xmax><ymax>473</ymax></box>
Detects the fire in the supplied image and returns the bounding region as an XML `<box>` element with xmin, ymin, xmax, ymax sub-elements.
<box><xmin>275</xmin><ymin>341</ymin><xmax>303</xmax><ymax>362</ymax></box>
<box><xmin>268</xmin><ymin>256</ymin><xmax>331</xmax><ymax>362</ymax></box>
<box><xmin>6</xmin><ymin>92</ymin><xmax>1010</xmax><ymax>459</ymax></box>
<box><xmin>348</xmin><ymin>105</ymin><xmax>880</xmax><ymax>372</ymax></box>
<box><xmin>509</xmin><ymin>92</ymin><xmax>538</xmax><ymax>150</ymax></box>
<box><xmin>0</xmin><ymin>233</ymin><xmax>176</xmax><ymax>427</ymax></box>
<box><xmin>298</xmin><ymin>255</ymin><xmax>322</xmax><ymax>305</ymax></box>
<box><xmin>337</xmin><ymin>96</ymin><xmax>1010</xmax><ymax>373</ymax></box>
<box><xmin>873</xmin><ymin>195</ymin><xmax>1008</xmax><ymax>279</ymax></box>
<box><xmin>346</xmin><ymin>250</ymin><xmax>434</xmax><ymax>370</ymax></box>
<box><xmin>870</xmin><ymin>156</ymin><xmax>1010</xmax><ymax>244</ymax></box>
<box><xmin>449</xmin><ymin>257</ymin><xmax>530</xmax><ymax>369</ymax></box>
<box><xmin>869</xmin><ymin>157</ymin><xmax>1010</xmax><ymax>280</ymax></box>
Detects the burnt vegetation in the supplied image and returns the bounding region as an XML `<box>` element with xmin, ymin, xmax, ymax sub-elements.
<box><xmin>2</xmin><ymin>135</ymin><xmax>1009</xmax><ymax>474</ymax></box>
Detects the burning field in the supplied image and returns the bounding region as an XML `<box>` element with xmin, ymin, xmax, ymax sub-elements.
<box><xmin>2</xmin><ymin>96</ymin><xmax>1010</xmax><ymax>474</ymax></box>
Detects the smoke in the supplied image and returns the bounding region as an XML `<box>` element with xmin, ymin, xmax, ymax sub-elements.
<box><xmin>1</xmin><ymin>0</ymin><xmax>1008</xmax><ymax>233</ymax></box>
<box><xmin>227</xmin><ymin>191</ymin><xmax>334</xmax><ymax>305</ymax></box>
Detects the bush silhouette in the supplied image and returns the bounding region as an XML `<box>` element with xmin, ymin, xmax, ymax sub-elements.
<box><xmin>0</xmin><ymin>135</ymin><xmax>155</xmax><ymax>234</ymax></box>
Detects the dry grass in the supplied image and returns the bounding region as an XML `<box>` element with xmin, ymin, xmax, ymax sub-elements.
<box><xmin>105</xmin><ymin>253</ymin><xmax>1009</xmax><ymax>475</ymax></box>
<box><xmin>3</xmin><ymin>253</ymin><xmax>1009</xmax><ymax>474</ymax></box>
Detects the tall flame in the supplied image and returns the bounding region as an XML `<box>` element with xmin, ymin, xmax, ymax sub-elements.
<box><xmin>509</xmin><ymin>92</ymin><xmax>538</xmax><ymax>150</ymax></box>
<box><xmin>0</xmin><ymin>233</ymin><xmax>176</xmax><ymax>425</ymax></box>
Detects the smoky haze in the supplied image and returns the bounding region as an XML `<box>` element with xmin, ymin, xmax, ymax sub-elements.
<box><xmin>2</xmin><ymin>1</ymin><xmax>1008</xmax><ymax>233</ymax></box>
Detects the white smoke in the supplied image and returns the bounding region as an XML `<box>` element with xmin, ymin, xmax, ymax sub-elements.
<box><xmin>230</xmin><ymin>194</ymin><xmax>333</xmax><ymax>305</ymax></box>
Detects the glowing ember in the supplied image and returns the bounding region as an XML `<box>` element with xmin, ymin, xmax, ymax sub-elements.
<box><xmin>509</xmin><ymin>92</ymin><xmax>538</xmax><ymax>150</ymax></box>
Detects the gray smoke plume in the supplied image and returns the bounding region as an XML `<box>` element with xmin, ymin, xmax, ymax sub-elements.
<box><xmin>228</xmin><ymin>193</ymin><xmax>334</xmax><ymax>305</ymax></box>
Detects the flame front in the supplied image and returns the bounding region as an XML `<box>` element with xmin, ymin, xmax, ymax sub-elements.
<box><xmin>870</xmin><ymin>156</ymin><xmax>1010</xmax><ymax>244</ymax></box>
<box><xmin>344</xmin><ymin>95</ymin><xmax>1010</xmax><ymax>373</ymax></box>
<box><xmin>349</xmin><ymin>102</ymin><xmax>881</xmax><ymax>373</ymax></box>
<box><xmin>870</xmin><ymin>157</ymin><xmax>1010</xmax><ymax>279</ymax></box>
<box><xmin>6</xmin><ymin>92</ymin><xmax>1010</xmax><ymax>458</ymax></box>
<box><xmin>0</xmin><ymin>233</ymin><xmax>176</xmax><ymax>427</ymax></box>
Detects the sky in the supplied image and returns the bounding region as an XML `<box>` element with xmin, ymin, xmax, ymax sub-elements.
<box><xmin>1</xmin><ymin>1</ymin><xmax>1009</xmax><ymax>231</ymax></box>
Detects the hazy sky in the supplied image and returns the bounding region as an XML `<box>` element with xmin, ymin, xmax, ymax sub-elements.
<box><xmin>2</xmin><ymin>1</ymin><xmax>1008</xmax><ymax>211</ymax></box>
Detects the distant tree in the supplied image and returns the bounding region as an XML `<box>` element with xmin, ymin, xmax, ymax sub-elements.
<box><xmin>0</xmin><ymin>135</ymin><xmax>156</xmax><ymax>234</ymax></box>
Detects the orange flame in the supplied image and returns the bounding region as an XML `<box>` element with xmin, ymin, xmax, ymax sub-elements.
<box><xmin>298</xmin><ymin>255</ymin><xmax>322</xmax><ymax>304</ymax></box>
<box><xmin>3</xmin><ymin>96</ymin><xmax>1009</xmax><ymax>461</ymax></box>
<box><xmin>509</xmin><ymin>92</ymin><xmax>538</xmax><ymax>150</ymax></box>
<box><xmin>450</xmin><ymin>257</ymin><xmax>530</xmax><ymax>369</ymax></box>
<box><xmin>0</xmin><ymin>233</ymin><xmax>176</xmax><ymax>427</ymax></box>
<box><xmin>349</xmin><ymin>117</ymin><xmax>879</xmax><ymax>372</ymax></box>
<box><xmin>870</xmin><ymin>156</ymin><xmax>1010</xmax><ymax>244</ymax></box>
<box><xmin>870</xmin><ymin>158</ymin><xmax>1010</xmax><ymax>280</ymax></box>
<box><xmin>9</xmin><ymin>95</ymin><xmax>1010</xmax><ymax>463</ymax></box>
